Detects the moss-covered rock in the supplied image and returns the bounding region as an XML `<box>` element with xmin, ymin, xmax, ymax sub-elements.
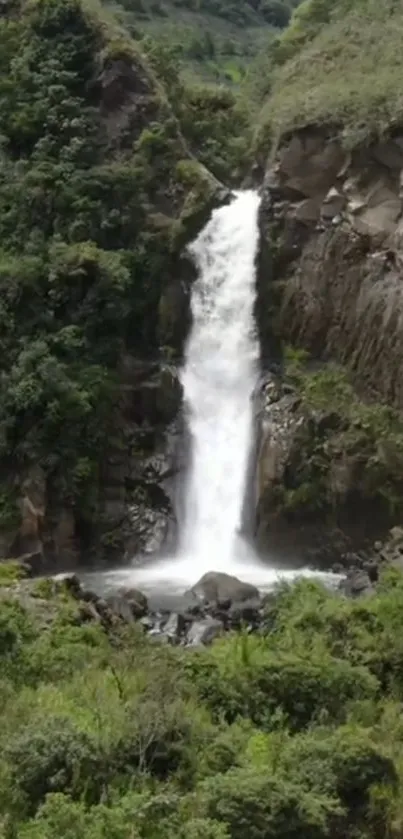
<box><xmin>174</xmin><ymin>159</ymin><xmax>233</xmax><ymax>250</ymax></box>
<box><xmin>255</xmin><ymin>355</ymin><xmax>403</xmax><ymax>563</ymax></box>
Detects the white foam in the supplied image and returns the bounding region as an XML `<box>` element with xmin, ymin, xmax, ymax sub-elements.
<box><xmin>81</xmin><ymin>553</ymin><xmax>341</xmax><ymax>597</ymax></box>
<box><xmin>176</xmin><ymin>190</ymin><xmax>262</xmax><ymax>572</ymax></box>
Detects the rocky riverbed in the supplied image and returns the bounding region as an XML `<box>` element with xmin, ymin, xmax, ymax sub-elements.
<box><xmin>4</xmin><ymin>536</ymin><xmax>400</xmax><ymax>651</ymax></box>
<box><xmin>83</xmin><ymin>524</ymin><xmax>403</xmax><ymax>637</ymax></box>
<box><xmin>65</xmin><ymin>569</ymin><xmax>270</xmax><ymax>646</ymax></box>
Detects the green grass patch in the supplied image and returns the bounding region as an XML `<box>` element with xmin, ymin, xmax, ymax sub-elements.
<box><xmin>0</xmin><ymin>561</ymin><xmax>29</xmax><ymax>587</ymax></box>
<box><xmin>257</xmin><ymin>0</ymin><xmax>403</xmax><ymax>150</ymax></box>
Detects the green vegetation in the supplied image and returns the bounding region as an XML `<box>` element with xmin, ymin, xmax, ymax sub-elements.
<box><xmin>142</xmin><ymin>38</ymin><xmax>250</xmax><ymax>181</ymax></box>
<box><xmin>256</xmin><ymin>0</ymin><xmax>403</xmax><ymax>151</ymax></box>
<box><xmin>278</xmin><ymin>352</ymin><xmax>403</xmax><ymax>518</ymax></box>
<box><xmin>0</xmin><ymin>0</ymin><xmax>233</xmax><ymax>537</ymax></box>
<box><xmin>0</xmin><ymin>561</ymin><xmax>29</xmax><ymax>587</ymax></box>
<box><xmin>4</xmin><ymin>0</ymin><xmax>403</xmax><ymax>834</ymax></box>
<box><xmin>1</xmin><ymin>571</ymin><xmax>403</xmax><ymax>834</ymax></box>
<box><xmin>111</xmin><ymin>0</ymin><xmax>302</xmax><ymax>86</ymax></box>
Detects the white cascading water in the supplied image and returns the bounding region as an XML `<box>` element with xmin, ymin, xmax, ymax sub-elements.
<box><xmin>177</xmin><ymin>189</ymin><xmax>260</xmax><ymax>571</ymax></box>
<box><xmin>85</xmin><ymin>191</ymin><xmax>340</xmax><ymax>596</ymax></box>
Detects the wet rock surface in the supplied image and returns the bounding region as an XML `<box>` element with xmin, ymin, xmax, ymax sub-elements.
<box><xmin>106</xmin><ymin>586</ymin><xmax>149</xmax><ymax>620</ymax></box>
<box><xmin>94</xmin><ymin>358</ymin><xmax>184</xmax><ymax>565</ymax></box>
<box><xmin>339</xmin><ymin>569</ymin><xmax>373</xmax><ymax>598</ymax></box>
<box><xmin>187</xmin><ymin>617</ymin><xmax>224</xmax><ymax>647</ymax></box>
<box><xmin>331</xmin><ymin>526</ymin><xmax>403</xmax><ymax>597</ymax></box>
<box><xmin>189</xmin><ymin>571</ymin><xmax>260</xmax><ymax>605</ymax></box>
<box><xmin>30</xmin><ymin>571</ymin><xmax>266</xmax><ymax>645</ymax></box>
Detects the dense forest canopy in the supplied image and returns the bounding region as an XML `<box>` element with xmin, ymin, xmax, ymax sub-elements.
<box><xmin>0</xmin><ymin>0</ymin><xmax>246</xmax><ymax>540</ymax></box>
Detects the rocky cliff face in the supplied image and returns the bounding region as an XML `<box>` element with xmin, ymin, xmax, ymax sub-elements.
<box><xmin>259</xmin><ymin>128</ymin><xmax>403</xmax><ymax>405</ymax></box>
<box><xmin>255</xmin><ymin>127</ymin><xmax>403</xmax><ymax>561</ymax></box>
<box><xmin>95</xmin><ymin>357</ymin><xmax>184</xmax><ymax>565</ymax></box>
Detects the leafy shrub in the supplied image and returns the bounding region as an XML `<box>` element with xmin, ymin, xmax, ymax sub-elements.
<box><xmin>4</xmin><ymin>716</ymin><xmax>104</xmax><ymax>814</ymax></box>
<box><xmin>0</xmin><ymin>600</ymin><xmax>36</xmax><ymax>677</ymax></box>
<box><xmin>198</xmin><ymin>767</ymin><xmax>342</xmax><ymax>839</ymax></box>
<box><xmin>260</xmin><ymin>0</ymin><xmax>291</xmax><ymax>27</ymax></box>
<box><xmin>185</xmin><ymin>634</ymin><xmax>378</xmax><ymax>729</ymax></box>
<box><xmin>0</xmin><ymin>560</ymin><xmax>29</xmax><ymax>587</ymax></box>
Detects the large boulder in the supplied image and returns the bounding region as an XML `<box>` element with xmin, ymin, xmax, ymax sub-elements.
<box><xmin>339</xmin><ymin>570</ymin><xmax>373</xmax><ymax>598</ymax></box>
<box><xmin>190</xmin><ymin>572</ymin><xmax>260</xmax><ymax>606</ymax></box>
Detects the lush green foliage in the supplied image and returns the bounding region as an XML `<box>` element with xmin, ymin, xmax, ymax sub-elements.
<box><xmin>278</xmin><ymin>351</ymin><xmax>403</xmax><ymax>519</ymax></box>
<box><xmin>113</xmin><ymin>0</ymin><xmax>302</xmax><ymax>86</ymax></box>
<box><xmin>142</xmin><ymin>38</ymin><xmax>250</xmax><ymax>181</ymax></box>
<box><xmin>256</xmin><ymin>0</ymin><xmax>403</xmax><ymax>150</ymax></box>
<box><xmin>0</xmin><ymin>0</ymin><xmax>220</xmax><ymax>530</ymax></box>
<box><xmin>1</xmin><ymin>572</ymin><xmax>403</xmax><ymax>835</ymax></box>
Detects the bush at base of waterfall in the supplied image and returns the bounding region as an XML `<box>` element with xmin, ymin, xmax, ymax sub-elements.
<box><xmin>1</xmin><ymin>562</ymin><xmax>403</xmax><ymax>836</ymax></box>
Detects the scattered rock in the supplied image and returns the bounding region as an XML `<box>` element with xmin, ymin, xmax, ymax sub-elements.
<box><xmin>106</xmin><ymin>586</ymin><xmax>148</xmax><ymax>621</ymax></box>
<box><xmin>228</xmin><ymin>598</ymin><xmax>261</xmax><ymax>629</ymax></box>
<box><xmin>186</xmin><ymin>616</ymin><xmax>224</xmax><ymax>647</ymax></box>
<box><xmin>106</xmin><ymin>595</ymin><xmax>136</xmax><ymax>623</ymax></box>
<box><xmin>140</xmin><ymin>615</ymin><xmax>154</xmax><ymax>631</ymax></box>
<box><xmin>389</xmin><ymin>526</ymin><xmax>403</xmax><ymax>545</ymax></box>
<box><xmin>190</xmin><ymin>571</ymin><xmax>260</xmax><ymax>606</ymax></box>
<box><xmin>321</xmin><ymin>187</ymin><xmax>346</xmax><ymax>220</ymax></box>
<box><xmin>53</xmin><ymin>572</ymin><xmax>82</xmax><ymax>596</ymax></box>
<box><xmin>362</xmin><ymin>561</ymin><xmax>379</xmax><ymax>583</ymax></box>
<box><xmin>339</xmin><ymin>569</ymin><xmax>373</xmax><ymax>598</ymax></box>
<box><xmin>162</xmin><ymin>611</ymin><xmax>186</xmax><ymax>642</ymax></box>
<box><xmin>78</xmin><ymin>600</ymin><xmax>103</xmax><ymax>623</ymax></box>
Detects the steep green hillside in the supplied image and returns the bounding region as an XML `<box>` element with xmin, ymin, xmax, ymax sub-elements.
<box><xmin>257</xmin><ymin>0</ymin><xmax>403</xmax><ymax>151</ymax></box>
<box><xmin>0</xmin><ymin>0</ymin><xmax>231</xmax><ymax>560</ymax></box>
<box><xmin>109</xmin><ymin>0</ymin><xmax>302</xmax><ymax>85</ymax></box>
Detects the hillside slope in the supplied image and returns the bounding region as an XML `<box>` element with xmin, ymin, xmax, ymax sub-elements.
<box><xmin>1</xmin><ymin>563</ymin><xmax>403</xmax><ymax>836</ymax></box>
<box><xmin>257</xmin><ymin>0</ymin><xmax>403</xmax><ymax>150</ymax></box>
<box><xmin>255</xmin><ymin>0</ymin><xmax>403</xmax><ymax>551</ymax></box>
<box><xmin>0</xmin><ymin>0</ymin><xmax>228</xmax><ymax>570</ymax></box>
<box><xmin>109</xmin><ymin>0</ymin><xmax>302</xmax><ymax>85</ymax></box>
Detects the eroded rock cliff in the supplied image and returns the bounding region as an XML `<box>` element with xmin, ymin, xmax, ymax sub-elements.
<box><xmin>259</xmin><ymin>128</ymin><xmax>403</xmax><ymax>405</ymax></box>
<box><xmin>256</xmin><ymin>127</ymin><xmax>403</xmax><ymax>559</ymax></box>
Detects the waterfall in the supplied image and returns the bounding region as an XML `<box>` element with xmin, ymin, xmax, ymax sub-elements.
<box><xmin>79</xmin><ymin>190</ymin><xmax>343</xmax><ymax>596</ymax></box>
<box><xmin>178</xmin><ymin>190</ymin><xmax>261</xmax><ymax>571</ymax></box>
